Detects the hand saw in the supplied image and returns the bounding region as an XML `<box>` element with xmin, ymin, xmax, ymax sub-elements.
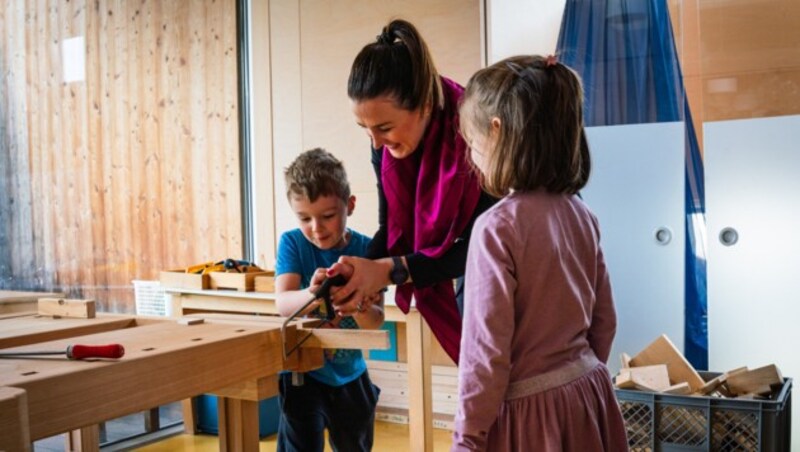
<box><xmin>281</xmin><ymin>274</ymin><xmax>347</xmax><ymax>360</ymax></box>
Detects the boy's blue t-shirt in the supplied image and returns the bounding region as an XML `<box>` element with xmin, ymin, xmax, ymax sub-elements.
<box><xmin>275</xmin><ymin>228</ymin><xmax>371</xmax><ymax>387</ymax></box>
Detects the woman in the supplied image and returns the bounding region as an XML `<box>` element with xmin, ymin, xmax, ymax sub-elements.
<box><xmin>328</xmin><ymin>19</ymin><xmax>496</xmax><ymax>363</ymax></box>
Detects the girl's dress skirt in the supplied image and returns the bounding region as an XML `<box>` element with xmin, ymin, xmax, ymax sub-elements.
<box><xmin>486</xmin><ymin>363</ymin><xmax>629</xmax><ymax>451</ymax></box>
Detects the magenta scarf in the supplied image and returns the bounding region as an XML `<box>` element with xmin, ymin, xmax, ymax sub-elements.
<box><xmin>381</xmin><ymin>77</ymin><xmax>481</xmax><ymax>364</ymax></box>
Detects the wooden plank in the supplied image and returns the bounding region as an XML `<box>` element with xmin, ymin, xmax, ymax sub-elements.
<box><xmin>0</xmin><ymin>314</ymin><xmax>138</xmax><ymax>349</ymax></box>
<box><xmin>0</xmin><ymin>386</ymin><xmax>30</xmax><ymax>452</ymax></box>
<box><xmin>38</xmin><ymin>298</ymin><xmax>96</xmax><ymax>319</ymax></box>
<box><xmin>299</xmin><ymin>328</ymin><xmax>390</xmax><ymax>350</ymax></box>
<box><xmin>629</xmin><ymin>335</ymin><xmax>705</xmax><ymax>392</ymax></box>
<box><xmin>0</xmin><ymin>321</ymin><xmax>285</xmax><ymax>440</ymax></box>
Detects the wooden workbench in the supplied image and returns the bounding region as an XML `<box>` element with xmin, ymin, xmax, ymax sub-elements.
<box><xmin>0</xmin><ymin>291</ymin><xmax>65</xmax><ymax>314</ymax></box>
<box><xmin>0</xmin><ymin>312</ymin><xmax>344</xmax><ymax>451</ymax></box>
<box><xmin>165</xmin><ymin>288</ymin><xmax>436</xmax><ymax>452</ymax></box>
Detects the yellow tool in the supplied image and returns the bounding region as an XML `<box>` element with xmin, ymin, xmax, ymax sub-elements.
<box><xmin>185</xmin><ymin>259</ymin><xmax>259</xmax><ymax>275</ymax></box>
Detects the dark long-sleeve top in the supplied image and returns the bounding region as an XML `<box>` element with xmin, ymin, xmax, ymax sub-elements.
<box><xmin>364</xmin><ymin>147</ymin><xmax>498</xmax><ymax>287</ymax></box>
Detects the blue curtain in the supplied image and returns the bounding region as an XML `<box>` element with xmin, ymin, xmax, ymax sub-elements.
<box><xmin>556</xmin><ymin>0</ymin><xmax>708</xmax><ymax>369</ymax></box>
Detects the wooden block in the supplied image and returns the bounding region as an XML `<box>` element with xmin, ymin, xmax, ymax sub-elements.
<box><xmin>630</xmin><ymin>335</ymin><xmax>705</xmax><ymax>392</ymax></box>
<box><xmin>38</xmin><ymin>298</ymin><xmax>96</xmax><ymax>319</ymax></box>
<box><xmin>616</xmin><ymin>365</ymin><xmax>670</xmax><ymax>391</ymax></box>
<box><xmin>178</xmin><ymin>317</ymin><xmax>204</xmax><ymax>325</ymax></box>
<box><xmin>726</xmin><ymin>364</ymin><xmax>783</xmax><ymax>396</ymax></box>
<box><xmin>663</xmin><ymin>382</ymin><xmax>692</xmax><ymax>395</ymax></box>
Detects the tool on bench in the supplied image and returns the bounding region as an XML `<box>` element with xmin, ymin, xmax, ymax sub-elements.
<box><xmin>186</xmin><ymin>259</ymin><xmax>257</xmax><ymax>274</ymax></box>
<box><xmin>281</xmin><ymin>274</ymin><xmax>346</xmax><ymax>359</ymax></box>
<box><xmin>0</xmin><ymin>344</ymin><xmax>125</xmax><ymax>360</ymax></box>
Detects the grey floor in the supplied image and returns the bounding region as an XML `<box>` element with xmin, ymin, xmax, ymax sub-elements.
<box><xmin>33</xmin><ymin>402</ymin><xmax>183</xmax><ymax>451</ymax></box>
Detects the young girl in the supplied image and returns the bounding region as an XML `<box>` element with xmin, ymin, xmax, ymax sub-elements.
<box><xmin>452</xmin><ymin>55</ymin><xmax>628</xmax><ymax>451</ymax></box>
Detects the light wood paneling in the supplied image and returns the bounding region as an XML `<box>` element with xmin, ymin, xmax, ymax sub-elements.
<box><xmin>0</xmin><ymin>0</ymin><xmax>242</xmax><ymax>312</ymax></box>
<box><xmin>272</xmin><ymin>0</ymin><xmax>482</xmax><ymax>238</ymax></box>
<box><xmin>669</xmin><ymin>0</ymin><xmax>800</xmax><ymax>126</ymax></box>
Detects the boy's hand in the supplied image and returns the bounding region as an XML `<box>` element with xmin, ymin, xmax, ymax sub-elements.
<box><xmin>307</xmin><ymin>268</ymin><xmax>328</xmax><ymax>297</ymax></box>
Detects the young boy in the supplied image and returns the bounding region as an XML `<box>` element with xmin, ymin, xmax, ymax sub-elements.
<box><xmin>275</xmin><ymin>148</ymin><xmax>384</xmax><ymax>452</ymax></box>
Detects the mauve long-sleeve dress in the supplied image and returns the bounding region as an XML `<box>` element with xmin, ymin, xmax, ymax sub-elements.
<box><xmin>452</xmin><ymin>190</ymin><xmax>628</xmax><ymax>452</ymax></box>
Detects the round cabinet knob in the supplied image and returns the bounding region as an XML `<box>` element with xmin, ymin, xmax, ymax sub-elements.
<box><xmin>654</xmin><ymin>227</ymin><xmax>672</xmax><ymax>246</ymax></box>
<box><xmin>719</xmin><ymin>227</ymin><xmax>739</xmax><ymax>246</ymax></box>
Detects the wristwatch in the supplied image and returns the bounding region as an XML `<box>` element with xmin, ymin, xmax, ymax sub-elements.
<box><xmin>389</xmin><ymin>256</ymin><xmax>409</xmax><ymax>285</ymax></box>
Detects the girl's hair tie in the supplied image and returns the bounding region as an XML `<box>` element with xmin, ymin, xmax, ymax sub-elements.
<box><xmin>377</xmin><ymin>30</ymin><xmax>395</xmax><ymax>45</ymax></box>
<box><xmin>545</xmin><ymin>54</ymin><xmax>558</xmax><ymax>68</ymax></box>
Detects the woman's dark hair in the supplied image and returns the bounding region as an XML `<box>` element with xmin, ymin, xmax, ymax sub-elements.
<box><xmin>348</xmin><ymin>19</ymin><xmax>443</xmax><ymax>111</ymax></box>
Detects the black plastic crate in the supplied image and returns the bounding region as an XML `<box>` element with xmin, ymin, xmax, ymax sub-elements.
<box><xmin>615</xmin><ymin>372</ymin><xmax>792</xmax><ymax>451</ymax></box>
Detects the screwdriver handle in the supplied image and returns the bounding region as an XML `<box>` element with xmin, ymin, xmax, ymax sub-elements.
<box><xmin>67</xmin><ymin>344</ymin><xmax>125</xmax><ymax>360</ymax></box>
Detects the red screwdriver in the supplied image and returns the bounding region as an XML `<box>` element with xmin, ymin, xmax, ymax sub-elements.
<box><xmin>0</xmin><ymin>344</ymin><xmax>125</xmax><ymax>360</ymax></box>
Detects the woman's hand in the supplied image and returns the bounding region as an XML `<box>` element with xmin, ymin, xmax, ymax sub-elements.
<box><xmin>327</xmin><ymin>256</ymin><xmax>393</xmax><ymax>314</ymax></box>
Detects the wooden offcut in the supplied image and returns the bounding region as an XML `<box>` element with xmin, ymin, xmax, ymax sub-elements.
<box><xmin>615</xmin><ymin>365</ymin><xmax>670</xmax><ymax>391</ymax></box>
<box><xmin>38</xmin><ymin>298</ymin><xmax>96</xmax><ymax>319</ymax></box>
<box><xmin>630</xmin><ymin>334</ymin><xmax>705</xmax><ymax>392</ymax></box>
<box><xmin>726</xmin><ymin>364</ymin><xmax>783</xmax><ymax>396</ymax></box>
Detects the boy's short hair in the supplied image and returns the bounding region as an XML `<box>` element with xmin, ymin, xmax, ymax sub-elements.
<box><xmin>284</xmin><ymin>148</ymin><xmax>351</xmax><ymax>202</ymax></box>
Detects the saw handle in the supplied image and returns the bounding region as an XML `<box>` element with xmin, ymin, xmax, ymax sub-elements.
<box><xmin>67</xmin><ymin>344</ymin><xmax>125</xmax><ymax>360</ymax></box>
<box><xmin>314</xmin><ymin>274</ymin><xmax>347</xmax><ymax>320</ymax></box>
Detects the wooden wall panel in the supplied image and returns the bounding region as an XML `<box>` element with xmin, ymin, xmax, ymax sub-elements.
<box><xmin>0</xmin><ymin>0</ymin><xmax>242</xmax><ymax>313</ymax></box>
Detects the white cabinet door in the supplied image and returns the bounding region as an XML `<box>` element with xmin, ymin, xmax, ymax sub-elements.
<box><xmin>705</xmin><ymin>115</ymin><xmax>800</xmax><ymax>378</ymax></box>
<box><xmin>584</xmin><ymin>122</ymin><xmax>686</xmax><ymax>373</ymax></box>
<box><xmin>705</xmin><ymin>115</ymin><xmax>800</xmax><ymax>450</ymax></box>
